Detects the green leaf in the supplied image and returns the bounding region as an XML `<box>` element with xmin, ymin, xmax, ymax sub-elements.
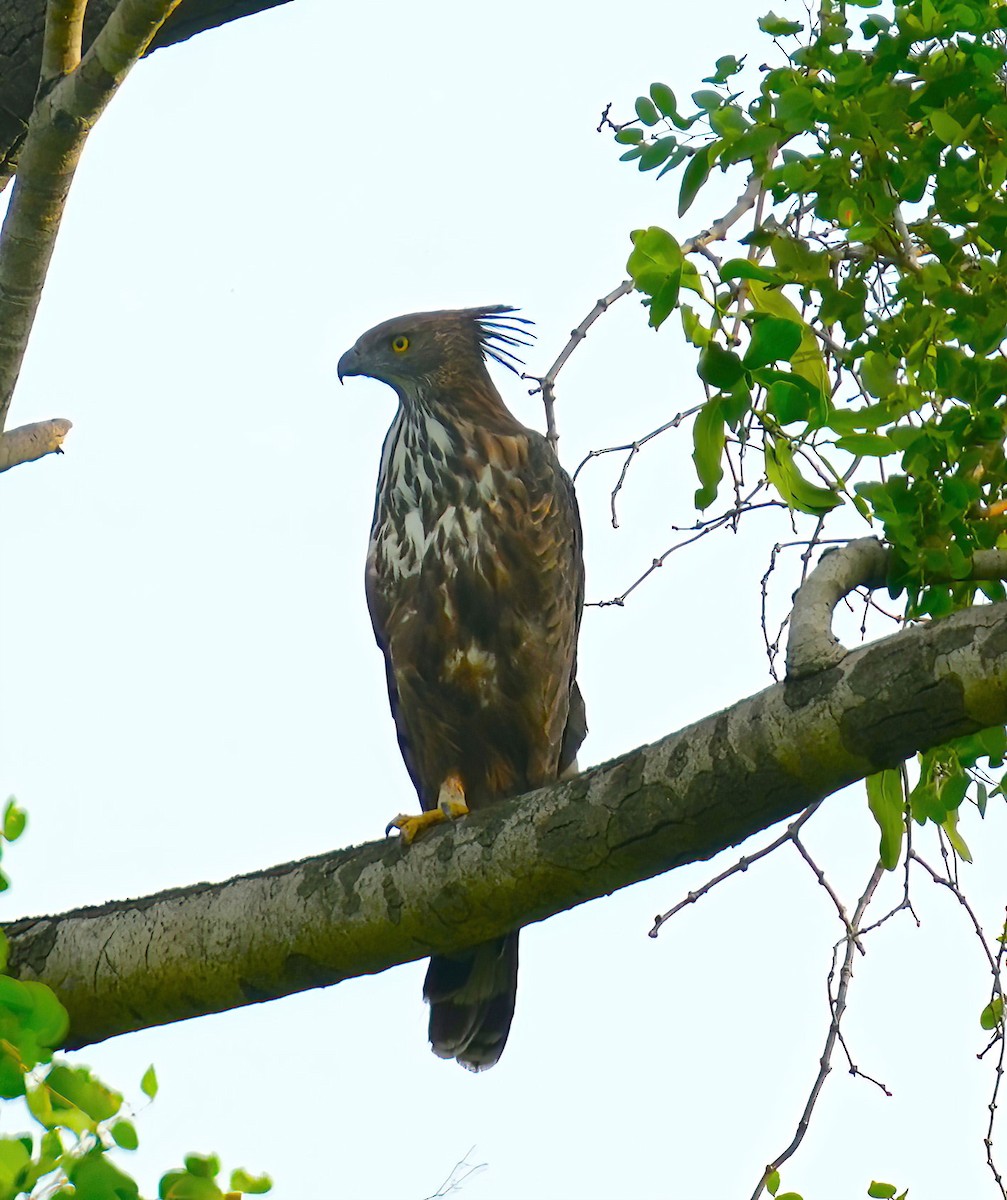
<box><xmin>628</xmin><ymin>227</ymin><xmax>683</xmax><ymax>329</ymax></box>
<box><xmin>111</xmin><ymin>1119</ymin><xmax>139</xmax><ymax>1150</ymax></box>
<box><xmin>942</xmin><ymin>807</ymin><xmax>972</xmax><ymax>863</ymax></box>
<box><xmin>766</xmin><ymin>1168</ymin><xmax>781</xmax><ymax>1196</ymax></box>
<box><xmin>868</xmin><ymin>1185</ymin><xmax>897</xmax><ymax>1200</ymax></box>
<box><xmin>691</xmin><ymin>89</ymin><xmax>722</xmax><ymax>112</ymax></box>
<box><xmin>184</xmin><ymin>1154</ymin><xmax>221</xmax><ymax>1180</ymax></box>
<box><xmin>860</xmin><ymin>352</ymin><xmax>898</xmax><ymax>399</ymax></box>
<box><xmin>978</xmin><ymin>725</ymin><xmax>1007</xmax><ymax>767</ymax></box>
<box><xmin>697</xmin><ymin>343</ymin><xmax>745</xmax><ymax>390</ymax></box>
<box><xmin>0</xmin><ymin>976</ymin><xmax>70</xmax><ymax>1056</ymax></box>
<box><xmin>764</xmin><ymin>437</ymin><xmax>841</xmax><ymax>516</ymax></box>
<box><xmin>70</xmin><ymin>1150</ymin><xmax>141</xmax><ymax>1200</ymax></box>
<box><xmin>614</xmin><ymin>128</ymin><xmax>644</xmax><ymax>145</ymax></box>
<box><xmin>692</xmin><ymin>397</ymin><xmax>727</xmax><ymax>510</ymax></box>
<box><xmin>929</xmin><ymin>109</ymin><xmax>966</xmax><ymax>146</ymax></box>
<box><xmin>767</xmin><ymin>380</ymin><xmax>811</xmax><ymax>425</ymax></box>
<box><xmin>866</xmin><ymin>769</ymin><xmax>905</xmax><ymax>870</ymax></box>
<box><xmin>635</xmin><ymin>96</ymin><xmax>660</xmax><ymax>126</ymax></box>
<box><xmin>140</xmin><ymin>1064</ymin><xmax>158</xmax><ymax>1099</ymax></box>
<box><xmin>0</xmin><ymin>1137</ymin><xmax>31</xmax><ymax>1191</ymax></box>
<box><xmin>743</xmin><ymin>317</ymin><xmax>802</xmax><ymax>370</ymax></box>
<box><xmin>704</xmin><ymin>55</ymin><xmax>743</xmax><ymax>84</ymax></box>
<box><xmin>681</xmin><ymin>305</ymin><xmax>711</xmax><ymax>348</ymax></box>
<box><xmin>981</xmin><ymin>997</ymin><xmax>1004</xmax><ymax>1031</ymax></box>
<box><xmin>720</xmin><ymin>259</ymin><xmax>781</xmax><ymax>284</ymax></box>
<box><xmin>678</xmin><ymin>145</ymin><xmax>713</xmax><ymax>218</ymax></box>
<box><xmin>46</xmin><ymin>1064</ymin><xmax>122</xmax><ymax>1123</ymax></box>
<box><xmin>2</xmin><ymin>801</ymin><xmax>26</xmax><ymax>843</ymax></box>
<box><xmin>229</xmin><ymin>1169</ymin><xmax>272</xmax><ymax>1195</ymax></box>
<box><xmin>650</xmin><ymin>83</ymin><xmax>678</xmax><ymax>118</ymax></box>
<box><xmin>835</xmin><ymin>433</ymin><xmax>895</xmax><ymax>456</ymax></box>
<box><xmin>159</xmin><ymin>1170</ymin><xmax>223</xmax><ymax>1200</ymax></box>
<box><xmin>747</xmin><ymin>281</ymin><xmax>830</xmax><ymax>401</ymax></box>
<box><xmin>758</xmin><ymin>11</ymin><xmax>804</xmax><ymax>35</ymax></box>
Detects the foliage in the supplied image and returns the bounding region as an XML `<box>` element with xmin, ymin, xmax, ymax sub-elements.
<box><xmin>613</xmin><ymin>0</ymin><xmax>1007</xmax><ymax>865</ymax></box>
<box><xmin>608</xmin><ymin>2</ymin><xmax>1007</xmax><ymax>1192</ymax></box>
<box><xmin>0</xmin><ymin>799</ymin><xmax>270</xmax><ymax>1200</ymax></box>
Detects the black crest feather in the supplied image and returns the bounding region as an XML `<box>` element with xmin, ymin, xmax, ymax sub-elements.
<box><xmin>469</xmin><ymin>305</ymin><xmax>536</xmax><ymax>375</ymax></box>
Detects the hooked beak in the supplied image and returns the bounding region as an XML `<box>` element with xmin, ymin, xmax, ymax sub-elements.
<box><xmin>337</xmin><ymin>346</ymin><xmax>361</xmax><ymax>384</ymax></box>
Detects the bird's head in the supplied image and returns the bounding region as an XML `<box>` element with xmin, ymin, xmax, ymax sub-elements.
<box><xmin>337</xmin><ymin>306</ymin><xmax>533</xmax><ymax>406</ymax></box>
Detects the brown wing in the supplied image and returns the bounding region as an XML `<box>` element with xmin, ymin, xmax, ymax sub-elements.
<box><xmin>366</xmin><ymin>422</ymin><xmax>585</xmax><ymax>811</ymax></box>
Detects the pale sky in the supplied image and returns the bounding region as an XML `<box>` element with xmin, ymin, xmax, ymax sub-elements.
<box><xmin>3</xmin><ymin>1</ymin><xmax>1006</xmax><ymax>1197</ymax></box>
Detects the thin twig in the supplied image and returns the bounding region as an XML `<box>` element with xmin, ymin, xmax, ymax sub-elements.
<box><xmin>751</xmin><ymin>863</ymin><xmax>885</xmax><ymax>1200</ymax></box>
<box><xmin>423</xmin><ymin>1148</ymin><xmax>488</xmax><ymax>1200</ymax></box>
<box><xmin>649</xmin><ymin>803</ymin><xmax>822</xmax><ymax>937</ymax></box>
<box><xmin>523</xmin><ymin>281</ymin><xmax>634</xmax><ymax>449</ymax></box>
<box><xmin>791</xmin><ymin>833</ymin><xmax>864</xmax><ymax>952</ymax></box>
<box><xmin>572</xmin><ymin>407</ymin><xmax>703</xmax><ymax>525</ymax></box>
<box><xmin>525</xmin><ymin>170</ymin><xmax>767</xmax><ymax>448</ymax></box>
<box><xmin>910</xmin><ymin>851</ymin><xmax>1007</xmax><ymax>1198</ymax></box>
<box><xmin>588</xmin><ymin>490</ymin><xmax>783</xmax><ymax>608</ymax></box>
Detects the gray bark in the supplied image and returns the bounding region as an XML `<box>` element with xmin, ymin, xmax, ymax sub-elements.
<box><xmin>0</xmin><ymin>0</ymin><xmax>292</xmax><ymax>184</ymax></box>
<box><xmin>8</xmin><ymin>596</ymin><xmax>1007</xmax><ymax>1049</ymax></box>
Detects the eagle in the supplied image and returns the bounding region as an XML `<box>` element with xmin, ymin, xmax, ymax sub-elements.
<box><xmin>337</xmin><ymin>305</ymin><xmax>586</xmax><ymax>1071</ymax></box>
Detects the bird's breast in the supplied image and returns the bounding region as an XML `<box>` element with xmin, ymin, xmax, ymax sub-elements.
<box><xmin>370</xmin><ymin>411</ymin><xmax>521</xmax><ymax>585</ymax></box>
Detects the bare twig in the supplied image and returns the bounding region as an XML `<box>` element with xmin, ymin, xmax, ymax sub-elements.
<box><xmin>649</xmin><ymin>803</ymin><xmax>822</xmax><ymax>937</ymax></box>
<box><xmin>523</xmin><ymin>281</ymin><xmax>634</xmax><ymax>450</ymax></box>
<box><xmin>526</xmin><ymin>170</ymin><xmax>767</xmax><ymax>448</ymax></box>
<box><xmin>791</xmin><ymin>833</ymin><xmax>864</xmax><ymax>952</ymax></box>
<box><xmin>910</xmin><ymin>852</ymin><xmax>1007</xmax><ymax>1198</ymax></box>
<box><xmin>572</xmin><ymin>407</ymin><xmax>702</xmax><ymax>526</ymax></box>
<box><xmin>751</xmin><ymin>863</ymin><xmax>885</xmax><ymax>1200</ymax></box>
<box><xmin>423</xmin><ymin>1148</ymin><xmax>488</xmax><ymax>1199</ymax></box>
<box><xmin>588</xmin><ymin>489</ymin><xmax>783</xmax><ymax>608</ymax></box>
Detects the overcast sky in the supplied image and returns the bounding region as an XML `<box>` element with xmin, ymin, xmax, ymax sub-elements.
<box><xmin>3</xmin><ymin>1</ymin><xmax>1007</xmax><ymax>1197</ymax></box>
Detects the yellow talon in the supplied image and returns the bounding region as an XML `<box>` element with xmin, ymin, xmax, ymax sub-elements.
<box><xmin>385</xmin><ymin>809</ymin><xmax>449</xmax><ymax>843</ymax></box>
<box><xmin>386</xmin><ymin>774</ymin><xmax>470</xmax><ymax>843</ymax></box>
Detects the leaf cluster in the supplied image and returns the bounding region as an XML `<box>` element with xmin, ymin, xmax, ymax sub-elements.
<box><xmin>613</xmin><ymin>0</ymin><xmax>1007</xmax><ymax>881</ymax></box>
<box><xmin>0</xmin><ymin>801</ymin><xmax>271</xmax><ymax>1200</ymax></box>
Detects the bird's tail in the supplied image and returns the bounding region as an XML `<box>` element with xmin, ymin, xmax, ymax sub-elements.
<box><xmin>424</xmin><ymin>933</ymin><xmax>519</xmax><ymax>1071</ymax></box>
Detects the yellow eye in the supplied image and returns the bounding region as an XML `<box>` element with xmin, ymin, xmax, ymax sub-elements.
<box><xmin>392</xmin><ymin>335</ymin><xmax>410</xmax><ymax>353</ymax></box>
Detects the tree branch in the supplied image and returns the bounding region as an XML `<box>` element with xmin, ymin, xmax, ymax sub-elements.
<box><xmin>522</xmin><ymin>170</ymin><xmax>766</xmax><ymax>448</ymax></box>
<box><xmin>9</xmin><ymin>599</ymin><xmax>1007</xmax><ymax>1050</ymax></box>
<box><xmin>0</xmin><ymin>417</ymin><xmax>71</xmax><ymax>470</ymax></box>
<box><xmin>0</xmin><ymin>0</ymin><xmax>292</xmax><ymax>186</ymax></box>
<box><xmin>787</xmin><ymin>538</ymin><xmax>1007</xmax><ymax>678</ymax></box>
<box><xmin>0</xmin><ymin>0</ymin><xmax>182</xmax><ymax>434</ymax></box>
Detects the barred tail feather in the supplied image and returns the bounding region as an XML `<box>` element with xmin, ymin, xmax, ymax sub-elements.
<box><xmin>424</xmin><ymin>934</ymin><xmax>519</xmax><ymax>1072</ymax></box>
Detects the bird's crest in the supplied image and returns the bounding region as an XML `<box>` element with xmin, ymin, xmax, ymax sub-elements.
<box><xmin>469</xmin><ymin>306</ymin><xmax>535</xmax><ymax>375</ymax></box>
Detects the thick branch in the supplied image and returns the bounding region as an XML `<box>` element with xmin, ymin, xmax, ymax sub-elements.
<box><xmin>0</xmin><ymin>0</ymin><xmax>182</xmax><ymax>431</ymax></box>
<box><xmin>0</xmin><ymin>0</ymin><xmax>292</xmax><ymax>185</ymax></box>
<box><xmin>787</xmin><ymin>538</ymin><xmax>1007</xmax><ymax>678</ymax></box>
<box><xmin>0</xmin><ymin>417</ymin><xmax>71</xmax><ymax>469</ymax></box>
<box><xmin>9</xmin><ymin>601</ymin><xmax>1007</xmax><ymax>1049</ymax></box>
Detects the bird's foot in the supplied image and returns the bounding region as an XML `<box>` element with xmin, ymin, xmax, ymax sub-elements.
<box><xmin>386</xmin><ymin>774</ymin><xmax>469</xmax><ymax>844</ymax></box>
